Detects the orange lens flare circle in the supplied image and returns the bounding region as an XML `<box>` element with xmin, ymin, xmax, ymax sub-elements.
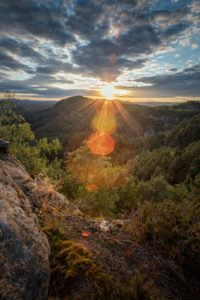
<box><xmin>81</xmin><ymin>232</ymin><xmax>89</xmax><ymax>237</ymax></box>
<box><xmin>87</xmin><ymin>131</ymin><xmax>115</xmax><ymax>156</ymax></box>
<box><xmin>86</xmin><ymin>184</ymin><xmax>99</xmax><ymax>191</ymax></box>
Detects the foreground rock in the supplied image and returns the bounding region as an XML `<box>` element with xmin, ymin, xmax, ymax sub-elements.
<box><xmin>0</xmin><ymin>143</ymin><xmax>50</xmax><ymax>300</ymax></box>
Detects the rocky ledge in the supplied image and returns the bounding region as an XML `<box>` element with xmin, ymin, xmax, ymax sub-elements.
<box><xmin>0</xmin><ymin>140</ymin><xmax>50</xmax><ymax>300</ymax></box>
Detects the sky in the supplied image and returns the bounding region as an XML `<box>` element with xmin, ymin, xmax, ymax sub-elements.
<box><xmin>0</xmin><ymin>0</ymin><xmax>200</xmax><ymax>102</ymax></box>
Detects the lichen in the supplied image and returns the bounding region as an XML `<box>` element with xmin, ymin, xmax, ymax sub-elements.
<box><xmin>43</xmin><ymin>227</ymin><xmax>105</xmax><ymax>298</ymax></box>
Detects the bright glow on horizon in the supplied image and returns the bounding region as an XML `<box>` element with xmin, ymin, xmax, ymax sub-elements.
<box><xmin>100</xmin><ymin>84</ymin><xmax>116</xmax><ymax>100</ymax></box>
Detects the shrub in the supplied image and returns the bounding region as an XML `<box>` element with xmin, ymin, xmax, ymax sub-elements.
<box><xmin>128</xmin><ymin>198</ymin><xmax>200</xmax><ymax>276</ymax></box>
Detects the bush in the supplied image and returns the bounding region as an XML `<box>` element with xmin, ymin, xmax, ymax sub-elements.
<box><xmin>128</xmin><ymin>197</ymin><xmax>200</xmax><ymax>275</ymax></box>
<box><xmin>118</xmin><ymin>175</ymin><xmax>173</xmax><ymax>211</ymax></box>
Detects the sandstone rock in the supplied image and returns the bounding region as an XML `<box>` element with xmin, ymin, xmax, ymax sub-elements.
<box><xmin>0</xmin><ymin>148</ymin><xmax>50</xmax><ymax>300</ymax></box>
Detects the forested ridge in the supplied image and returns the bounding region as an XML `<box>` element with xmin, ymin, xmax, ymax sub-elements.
<box><xmin>1</xmin><ymin>93</ymin><xmax>200</xmax><ymax>299</ymax></box>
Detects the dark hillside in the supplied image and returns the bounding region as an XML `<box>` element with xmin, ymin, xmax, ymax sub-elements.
<box><xmin>165</xmin><ymin>114</ymin><xmax>200</xmax><ymax>148</ymax></box>
<box><xmin>14</xmin><ymin>100</ymin><xmax>56</xmax><ymax>124</ymax></box>
<box><xmin>19</xmin><ymin>97</ymin><xmax>200</xmax><ymax>148</ymax></box>
<box><xmin>26</xmin><ymin>96</ymin><xmax>95</xmax><ymax>144</ymax></box>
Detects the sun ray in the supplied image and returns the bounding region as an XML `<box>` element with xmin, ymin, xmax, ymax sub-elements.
<box><xmin>70</xmin><ymin>98</ymin><xmax>95</xmax><ymax>117</ymax></box>
<box><xmin>115</xmin><ymin>102</ymin><xmax>143</xmax><ymax>136</ymax></box>
<box><xmin>91</xmin><ymin>101</ymin><xmax>117</xmax><ymax>134</ymax></box>
<box><xmin>74</xmin><ymin>102</ymin><xmax>96</xmax><ymax>125</ymax></box>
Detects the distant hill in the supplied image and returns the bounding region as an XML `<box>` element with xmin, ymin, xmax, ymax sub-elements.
<box><xmin>132</xmin><ymin>101</ymin><xmax>178</xmax><ymax>106</ymax></box>
<box><xmin>28</xmin><ymin>96</ymin><xmax>95</xmax><ymax>146</ymax></box>
<box><xmin>16</xmin><ymin>96</ymin><xmax>200</xmax><ymax>148</ymax></box>
<box><xmin>15</xmin><ymin>99</ymin><xmax>57</xmax><ymax>104</ymax></box>
<box><xmin>14</xmin><ymin>99</ymin><xmax>56</xmax><ymax>121</ymax></box>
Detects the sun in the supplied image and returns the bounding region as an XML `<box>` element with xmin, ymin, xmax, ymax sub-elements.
<box><xmin>101</xmin><ymin>84</ymin><xmax>116</xmax><ymax>100</ymax></box>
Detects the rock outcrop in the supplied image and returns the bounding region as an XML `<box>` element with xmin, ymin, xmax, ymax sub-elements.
<box><xmin>0</xmin><ymin>141</ymin><xmax>50</xmax><ymax>300</ymax></box>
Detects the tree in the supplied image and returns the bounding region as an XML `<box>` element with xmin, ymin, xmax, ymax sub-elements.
<box><xmin>67</xmin><ymin>142</ymin><xmax>129</xmax><ymax>190</ymax></box>
<box><xmin>0</xmin><ymin>92</ymin><xmax>62</xmax><ymax>177</ymax></box>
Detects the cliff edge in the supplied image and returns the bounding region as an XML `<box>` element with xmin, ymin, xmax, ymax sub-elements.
<box><xmin>0</xmin><ymin>140</ymin><xmax>50</xmax><ymax>300</ymax></box>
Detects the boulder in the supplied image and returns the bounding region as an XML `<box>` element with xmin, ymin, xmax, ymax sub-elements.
<box><xmin>0</xmin><ymin>143</ymin><xmax>50</xmax><ymax>300</ymax></box>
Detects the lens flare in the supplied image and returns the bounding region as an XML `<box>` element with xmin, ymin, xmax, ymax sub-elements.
<box><xmin>93</xmin><ymin>100</ymin><xmax>119</xmax><ymax>115</ymax></box>
<box><xmin>87</xmin><ymin>131</ymin><xmax>115</xmax><ymax>156</ymax></box>
<box><xmin>109</xmin><ymin>53</ymin><xmax>117</xmax><ymax>64</ymax></box>
<box><xmin>115</xmin><ymin>26</ymin><xmax>120</xmax><ymax>38</ymax></box>
<box><xmin>91</xmin><ymin>111</ymin><xmax>116</xmax><ymax>134</ymax></box>
<box><xmin>81</xmin><ymin>232</ymin><xmax>89</xmax><ymax>238</ymax></box>
<box><xmin>66</xmin><ymin>93</ymin><xmax>140</xmax><ymax>192</ymax></box>
<box><xmin>86</xmin><ymin>184</ymin><xmax>99</xmax><ymax>191</ymax></box>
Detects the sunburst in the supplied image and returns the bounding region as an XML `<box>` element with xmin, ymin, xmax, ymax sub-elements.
<box><xmin>100</xmin><ymin>84</ymin><xmax>116</xmax><ymax>100</ymax></box>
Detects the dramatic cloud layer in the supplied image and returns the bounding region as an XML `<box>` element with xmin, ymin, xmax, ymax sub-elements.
<box><xmin>0</xmin><ymin>0</ymin><xmax>200</xmax><ymax>101</ymax></box>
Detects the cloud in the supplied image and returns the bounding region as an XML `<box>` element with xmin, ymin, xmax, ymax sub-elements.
<box><xmin>35</xmin><ymin>60</ymin><xmax>79</xmax><ymax>75</ymax></box>
<box><xmin>72</xmin><ymin>22</ymin><xmax>160</xmax><ymax>81</ymax></box>
<box><xmin>128</xmin><ymin>64</ymin><xmax>200</xmax><ymax>97</ymax></box>
<box><xmin>0</xmin><ymin>0</ymin><xmax>75</xmax><ymax>46</ymax></box>
<box><xmin>0</xmin><ymin>75</ymin><xmax>95</xmax><ymax>98</ymax></box>
<box><xmin>169</xmin><ymin>68</ymin><xmax>177</xmax><ymax>72</ymax></box>
<box><xmin>65</xmin><ymin>0</ymin><xmax>109</xmax><ymax>40</ymax></box>
<box><xmin>116</xmin><ymin>25</ymin><xmax>160</xmax><ymax>56</ymax></box>
<box><xmin>0</xmin><ymin>73</ymin><xmax>74</xmax><ymax>96</ymax></box>
<box><xmin>189</xmin><ymin>1</ymin><xmax>200</xmax><ymax>14</ymax></box>
<box><xmin>73</xmin><ymin>38</ymin><xmax>149</xmax><ymax>81</ymax></box>
<box><xmin>0</xmin><ymin>37</ymin><xmax>43</xmax><ymax>63</ymax></box>
<box><xmin>70</xmin><ymin>2</ymin><xmax>190</xmax><ymax>81</ymax></box>
<box><xmin>0</xmin><ymin>0</ymin><xmax>199</xmax><ymax>99</ymax></box>
<box><xmin>0</xmin><ymin>50</ymin><xmax>32</xmax><ymax>72</ymax></box>
<box><xmin>151</xmin><ymin>8</ymin><xmax>187</xmax><ymax>26</ymax></box>
<box><xmin>191</xmin><ymin>43</ymin><xmax>198</xmax><ymax>49</ymax></box>
<box><xmin>161</xmin><ymin>23</ymin><xmax>190</xmax><ymax>40</ymax></box>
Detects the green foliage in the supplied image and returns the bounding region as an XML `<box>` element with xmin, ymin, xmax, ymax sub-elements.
<box><xmin>65</xmin><ymin>142</ymin><xmax>131</xmax><ymax>216</ymax></box>
<box><xmin>166</xmin><ymin>114</ymin><xmax>200</xmax><ymax>148</ymax></box>
<box><xmin>67</xmin><ymin>142</ymin><xmax>129</xmax><ymax>189</ymax></box>
<box><xmin>128</xmin><ymin>195</ymin><xmax>200</xmax><ymax>275</ymax></box>
<box><xmin>118</xmin><ymin>175</ymin><xmax>173</xmax><ymax>210</ymax></box>
<box><xmin>130</xmin><ymin>140</ymin><xmax>200</xmax><ymax>186</ymax></box>
<box><xmin>0</xmin><ymin>93</ymin><xmax>62</xmax><ymax>177</ymax></box>
<box><xmin>116</xmin><ymin>116</ymin><xmax>200</xmax><ymax>280</ymax></box>
<box><xmin>38</xmin><ymin>137</ymin><xmax>62</xmax><ymax>161</ymax></box>
<box><xmin>0</xmin><ymin>92</ymin><xmax>23</xmax><ymax>126</ymax></box>
<box><xmin>169</xmin><ymin>140</ymin><xmax>200</xmax><ymax>184</ymax></box>
<box><xmin>74</xmin><ymin>186</ymin><xmax>120</xmax><ymax>217</ymax></box>
<box><xmin>133</xmin><ymin>147</ymin><xmax>174</xmax><ymax>181</ymax></box>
